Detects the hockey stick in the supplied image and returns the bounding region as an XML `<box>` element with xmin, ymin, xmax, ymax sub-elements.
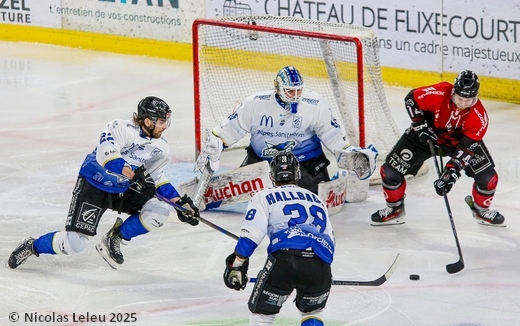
<box><xmin>192</xmin><ymin>160</ymin><xmax>214</xmax><ymax>209</ymax></box>
<box><xmin>156</xmin><ymin>193</ymin><xmax>239</xmax><ymax>241</ymax></box>
<box><xmin>429</xmin><ymin>141</ymin><xmax>465</xmax><ymax>274</ymax></box>
<box><xmin>249</xmin><ymin>253</ymin><xmax>400</xmax><ymax>286</ymax></box>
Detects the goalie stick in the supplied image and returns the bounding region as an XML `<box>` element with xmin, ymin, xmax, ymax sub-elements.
<box><xmin>249</xmin><ymin>253</ymin><xmax>400</xmax><ymax>286</ymax></box>
<box><xmin>193</xmin><ymin>161</ymin><xmax>214</xmax><ymax>208</ymax></box>
<box><xmin>429</xmin><ymin>141</ymin><xmax>465</xmax><ymax>274</ymax></box>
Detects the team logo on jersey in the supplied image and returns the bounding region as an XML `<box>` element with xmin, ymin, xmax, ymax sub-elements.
<box><xmin>260</xmin><ymin>115</ymin><xmax>274</xmax><ymax>127</ymax></box>
<box><xmin>262</xmin><ymin>140</ymin><xmax>296</xmax><ymax>157</ymax></box>
<box><xmin>150</xmin><ymin>148</ymin><xmax>163</xmax><ymax>157</ymax></box>
<box><xmin>292</xmin><ymin>116</ymin><xmax>302</xmax><ymax>128</ymax></box>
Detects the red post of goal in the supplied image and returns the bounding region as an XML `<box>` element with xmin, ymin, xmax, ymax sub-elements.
<box><xmin>192</xmin><ymin>17</ymin><xmax>367</xmax><ymax>157</ymax></box>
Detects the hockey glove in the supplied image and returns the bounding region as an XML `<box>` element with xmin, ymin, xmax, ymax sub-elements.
<box><xmin>175</xmin><ymin>194</ymin><xmax>200</xmax><ymax>226</ymax></box>
<box><xmin>194</xmin><ymin>129</ymin><xmax>224</xmax><ymax>173</ymax></box>
<box><xmin>433</xmin><ymin>165</ymin><xmax>460</xmax><ymax>196</ymax></box>
<box><xmin>411</xmin><ymin>120</ymin><xmax>438</xmax><ymax>144</ymax></box>
<box><xmin>129</xmin><ymin>165</ymin><xmax>156</xmax><ymax>198</ymax></box>
<box><xmin>335</xmin><ymin>144</ymin><xmax>379</xmax><ymax>180</ymax></box>
<box><xmin>223</xmin><ymin>253</ymin><xmax>249</xmax><ymax>291</ymax></box>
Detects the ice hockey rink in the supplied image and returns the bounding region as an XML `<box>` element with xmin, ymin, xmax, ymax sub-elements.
<box><xmin>1</xmin><ymin>41</ymin><xmax>520</xmax><ymax>326</ymax></box>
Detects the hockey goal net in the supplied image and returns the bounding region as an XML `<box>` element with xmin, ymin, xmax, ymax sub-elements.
<box><xmin>193</xmin><ymin>16</ymin><xmax>412</xmax><ymax>184</ymax></box>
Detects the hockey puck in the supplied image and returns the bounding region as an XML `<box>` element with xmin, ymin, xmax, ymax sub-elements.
<box><xmin>409</xmin><ymin>274</ymin><xmax>420</xmax><ymax>281</ymax></box>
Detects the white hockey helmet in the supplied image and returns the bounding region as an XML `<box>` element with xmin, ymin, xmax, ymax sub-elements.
<box><xmin>274</xmin><ymin>66</ymin><xmax>304</xmax><ymax>113</ymax></box>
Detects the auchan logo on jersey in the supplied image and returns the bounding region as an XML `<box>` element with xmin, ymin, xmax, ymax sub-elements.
<box><xmin>204</xmin><ymin>178</ymin><xmax>265</xmax><ymax>203</ymax></box>
<box><xmin>325</xmin><ymin>189</ymin><xmax>345</xmax><ymax>209</ymax></box>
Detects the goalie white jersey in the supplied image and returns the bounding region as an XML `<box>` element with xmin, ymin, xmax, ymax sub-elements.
<box><xmin>214</xmin><ymin>89</ymin><xmax>350</xmax><ymax>162</ymax></box>
<box><xmin>234</xmin><ymin>184</ymin><xmax>335</xmax><ymax>264</ymax></box>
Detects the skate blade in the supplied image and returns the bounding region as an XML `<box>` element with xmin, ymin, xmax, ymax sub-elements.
<box><xmin>95</xmin><ymin>243</ymin><xmax>118</xmax><ymax>270</ymax></box>
<box><xmin>475</xmin><ymin>219</ymin><xmax>507</xmax><ymax>228</ymax></box>
<box><xmin>371</xmin><ymin>218</ymin><xmax>406</xmax><ymax>226</ymax></box>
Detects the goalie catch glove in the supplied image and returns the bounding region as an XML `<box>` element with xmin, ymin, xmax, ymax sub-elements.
<box><xmin>411</xmin><ymin>120</ymin><xmax>438</xmax><ymax>144</ymax></box>
<box><xmin>334</xmin><ymin>144</ymin><xmax>379</xmax><ymax>180</ymax></box>
<box><xmin>175</xmin><ymin>194</ymin><xmax>200</xmax><ymax>226</ymax></box>
<box><xmin>194</xmin><ymin>129</ymin><xmax>224</xmax><ymax>173</ymax></box>
<box><xmin>129</xmin><ymin>165</ymin><xmax>156</xmax><ymax>198</ymax></box>
<box><xmin>223</xmin><ymin>253</ymin><xmax>249</xmax><ymax>291</ymax></box>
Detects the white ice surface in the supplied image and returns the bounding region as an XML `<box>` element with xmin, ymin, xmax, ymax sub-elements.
<box><xmin>1</xmin><ymin>41</ymin><xmax>520</xmax><ymax>326</ymax></box>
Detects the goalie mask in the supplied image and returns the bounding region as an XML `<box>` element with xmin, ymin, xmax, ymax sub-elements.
<box><xmin>269</xmin><ymin>151</ymin><xmax>301</xmax><ymax>185</ymax></box>
<box><xmin>274</xmin><ymin>66</ymin><xmax>304</xmax><ymax>114</ymax></box>
<box><xmin>452</xmin><ymin>70</ymin><xmax>479</xmax><ymax>109</ymax></box>
<box><xmin>137</xmin><ymin>96</ymin><xmax>172</xmax><ymax>127</ymax></box>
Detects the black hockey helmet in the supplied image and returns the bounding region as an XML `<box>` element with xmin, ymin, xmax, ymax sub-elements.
<box><xmin>269</xmin><ymin>151</ymin><xmax>301</xmax><ymax>185</ymax></box>
<box><xmin>453</xmin><ymin>70</ymin><xmax>479</xmax><ymax>98</ymax></box>
<box><xmin>137</xmin><ymin>96</ymin><xmax>171</xmax><ymax>122</ymax></box>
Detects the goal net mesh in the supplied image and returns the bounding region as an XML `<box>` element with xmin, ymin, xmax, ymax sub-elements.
<box><xmin>193</xmin><ymin>16</ymin><xmax>422</xmax><ymax>184</ymax></box>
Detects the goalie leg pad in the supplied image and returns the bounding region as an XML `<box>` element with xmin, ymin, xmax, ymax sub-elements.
<box><xmin>51</xmin><ymin>231</ymin><xmax>90</xmax><ymax>255</ymax></box>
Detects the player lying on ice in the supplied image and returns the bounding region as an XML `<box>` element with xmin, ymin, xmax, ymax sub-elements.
<box><xmin>8</xmin><ymin>96</ymin><xmax>199</xmax><ymax>270</ymax></box>
<box><xmin>370</xmin><ymin>70</ymin><xmax>505</xmax><ymax>227</ymax></box>
<box><xmin>194</xmin><ymin>66</ymin><xmax>378</xmax><ymax>195</ymax></box>
<box><xmin>223</xmin><ymin>151</ymin><xmax>335</xmax><ymax>326</ymax></box>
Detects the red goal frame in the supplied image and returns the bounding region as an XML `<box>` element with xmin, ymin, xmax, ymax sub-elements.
<box><xmin>192</xmin><ymin>18</ymin><xmax>367</xmax><ymax>156</ymax></box>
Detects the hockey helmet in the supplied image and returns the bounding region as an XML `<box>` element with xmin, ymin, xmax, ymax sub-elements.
<box><xmin>453</xmin><ymin>70</ymin><xmax>479</xmax><ymax>98</ymax></box>
<box><xmin>274</xmin><ymin>66</ymin><xmax>304</xmax><ymax>113</ymax></box>
<box><xmin>269</xmin><ymin>151</ymin><xmax>301</xmax><ymax>185</ymax></box>
<box><xmin>137</xmin><ymin>96</ymin><xmax>172</xmax><ymax>126</ymax></box>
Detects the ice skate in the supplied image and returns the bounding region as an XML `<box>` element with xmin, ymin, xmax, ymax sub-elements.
<box><xmin>7</xmin><ymin>238</ymin><xmax>39</xmax><ymax>269</ymax></box>
<box><xmin>371</xmin><ymin>204</ymin><xmax>406</xmax><ymax>226</ymax></box>
<box><xmin>96</xmin><ymin>217</ymin><xmax>125</xmax><ymax>269</ymax></box>
<box><xmin>465</xmin><ymin>196</ymin><xmax>506</xmax><ymax>227</ymax></box>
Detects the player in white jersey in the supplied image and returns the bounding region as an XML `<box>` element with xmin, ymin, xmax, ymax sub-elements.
<box><xmin>223</xmin><ymin>152</ymin><xmax>334</xmax><ymax>326</ymax></box>
<box><xmin>195</xmin><ymin>66</ymin><xmax>378</xmax><ymax>194</ymax></box>
<box><xmin>8</xmin><ymin>96</ymin><xmax>199</xmax><ymax>270</ymax></box>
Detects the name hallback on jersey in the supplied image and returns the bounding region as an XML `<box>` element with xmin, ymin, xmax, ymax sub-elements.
<box><xmin>237</xmin><ymin>185</ymin><xmax>335</xmax><ymax>264</ymax></box>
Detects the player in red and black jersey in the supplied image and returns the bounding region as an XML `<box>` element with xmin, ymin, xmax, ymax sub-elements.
<box><xmin>371</xmin><ymin>70</ymin><xmax>505</xmax><ymax>227</ymax></box>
